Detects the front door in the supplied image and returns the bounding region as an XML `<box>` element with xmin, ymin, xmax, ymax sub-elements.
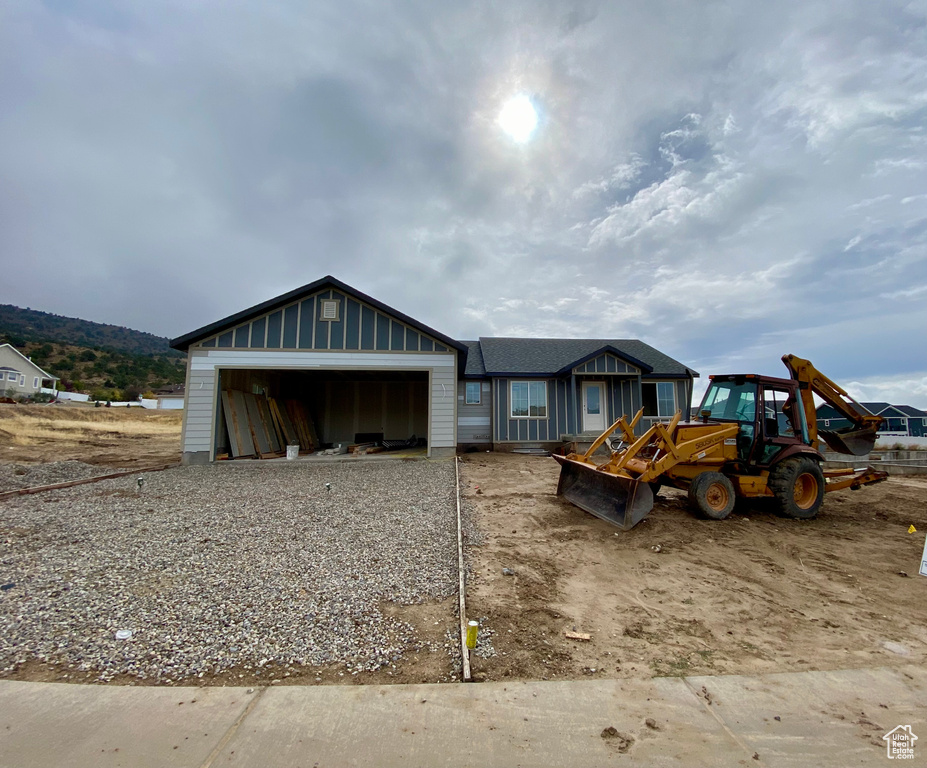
<box><xmin>582</xmin><ymin>381</ymin><xmax>606</xmax><ymax>433</ymax></box>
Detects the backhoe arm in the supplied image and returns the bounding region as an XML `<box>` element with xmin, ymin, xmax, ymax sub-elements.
<box><xmin>782</xmin><ymin>354</ymin><xmax>883</xmax><ymax>456</ymax></box>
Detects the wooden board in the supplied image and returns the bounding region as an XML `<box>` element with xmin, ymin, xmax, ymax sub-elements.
<box><xmin>222</xmin><ymin>390</ymin><xmax>255</xmax><ymax>458</ymax></box>
<box><xmin>255</xmin><ymin>395</ymin><xmax>282</xmax><ymax>453</ymax></box>
<box><xmin>285</xmin><ymin>400</ymin><xmax>316</xmax><ymax>452</ymax></box>
<box><xmin>269</xmin><ymin>397</ymin><xmax>299</xmax><ymax>447</ymax></box>
<box><xmin>243</xmin><ymin>393</ymin><xmax>272</xmax><ymax>457</ymax></box>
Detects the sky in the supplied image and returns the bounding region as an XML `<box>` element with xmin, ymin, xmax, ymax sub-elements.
<box><xmin>1</xmin><ymin>1</ymin><xmax>926</xmax><ymax>407</ymax></box>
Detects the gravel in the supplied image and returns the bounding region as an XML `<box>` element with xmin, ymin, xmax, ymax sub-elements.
<box><xmin>0</xmin><ymin>461</ymin><xmax>113</xmax><ymax>493</ymax></box>
<box><xmin>0</xmin><ymin>459</ymin><xmax>459</xmax><ymax>682</ymax></box>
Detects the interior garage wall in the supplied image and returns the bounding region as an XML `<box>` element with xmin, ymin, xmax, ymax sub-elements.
<box><xmin>312</xmin><ymin>379</ymin><xmax>427</xmax><ymax>444</ymax></box>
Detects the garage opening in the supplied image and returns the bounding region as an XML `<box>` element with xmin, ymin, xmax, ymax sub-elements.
<box><xmin>215</xmin><ymin>368</ymin><xmax>429</xmax><ymax>459</ymax></box>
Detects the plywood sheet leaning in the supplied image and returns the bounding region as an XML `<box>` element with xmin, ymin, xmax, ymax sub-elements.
<box><xmin>255</xmin><ymin>395</ymin><xmax>282</xmax><ymax>453</ymax></box>
<box><xmin>243</xmin><ymin>393</ymin><xmax>273</xmax><ymax>457</ymax></box>
<box><xmin>269</xmin><ymin>397</ymin><xmax>299</xmax><ymax>447</ymax></box>
<box><xmin>221</xmin><ymin>390</ymin><xmax>256</xmax><ymax>458</ymax></box>
<box><xmin>285</xmin><ymin>400</ymin><xmax>316</xmax><ymax>452</ymax></box>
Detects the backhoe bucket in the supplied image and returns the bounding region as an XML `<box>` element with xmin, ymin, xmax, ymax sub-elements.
<box><xmin>819</xmin><ymin>426</ymin><xmax>879</xmax><ymax>456</ymax></box>
<box><xmin>553</xmin><ymin>454</ymin><xmax>654</xmax><ymax>531</ymax></box>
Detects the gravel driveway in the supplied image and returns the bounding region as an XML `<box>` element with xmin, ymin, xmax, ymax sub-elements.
<box><xmin>0</xmin><ymin>460</ymin><xmax>458</xmax><ymax>682</ymax></box>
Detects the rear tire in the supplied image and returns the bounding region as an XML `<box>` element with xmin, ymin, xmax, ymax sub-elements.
<box><xmin>688</xmin><ymin>472</ymin><xmax>736</xmax><ymax>520</ymax></box>
<box><xmin>768</xmin><ymin>456</ymin><xmax>824</xmax><ymax>519</ymax></box>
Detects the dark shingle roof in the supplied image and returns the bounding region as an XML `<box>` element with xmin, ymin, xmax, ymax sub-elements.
<box><xmin>460</xmin><ymin>341</ymin><xmax>486</xmax><ymax>376</ymax></box>
<box><xmin>861</xmin><ymin>402</ymin><xmax>893</xmax><ymax>415</ymax></box>
<box><xmin>894</xmin><ymin>405</ymin><xmax>927</xmax><ymax>418</ymax></box>
<box><xmin>473</xmin><ymin>338</ymin><xmax>696</xmax><ymax>377</ymax></box>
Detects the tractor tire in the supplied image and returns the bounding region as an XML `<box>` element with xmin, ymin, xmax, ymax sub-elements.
<box><xmin>688</xmin><ymin>472</ymin><xmax>736</xmax><ymax>520</ymax></box>
<box><xmin>768</xmin><ymin>456</ymin><xmax>825</xmax><ymax>519</ymax></box>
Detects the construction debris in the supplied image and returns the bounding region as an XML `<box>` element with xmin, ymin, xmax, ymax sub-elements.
<box><xmin>221</xmin><ymin>390</ymin><xmax>318</xmax><ymax>459</ymax></box>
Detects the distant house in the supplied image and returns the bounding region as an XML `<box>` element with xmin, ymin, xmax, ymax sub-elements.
<box><xmin>169</xmin><ymin>275</ymin><xmax>698</xmax><ymax>463</ymax></box>
<box><xmin>816</xmin><ymin>402</ymin><xmax>927</xmax><ymax>437</ymax></box>
<box><xmin>155</xmin><ymin>384</ymin><xmax>185</xmax><ymax>410</ymax></box>
<box><xmin>0</xmin><ymin>344</ymin><xmax>58</xmax><ymax>397</ymax></box>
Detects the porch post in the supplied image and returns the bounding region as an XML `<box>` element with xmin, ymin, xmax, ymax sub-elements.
<box><xmin>571</xmin><ymin>374</ymin><xmax>578</xmax><ymax>434</ymax></box>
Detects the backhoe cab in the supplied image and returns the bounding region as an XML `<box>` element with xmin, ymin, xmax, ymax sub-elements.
<box><xmin>553</xmin><ymin>355</ymin><xmax>887</xmax><ymax>530</ymax></box>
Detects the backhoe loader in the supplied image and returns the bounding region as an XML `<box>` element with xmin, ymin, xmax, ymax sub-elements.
<box><xmin>552</xmin><ymin>355</ymin><xmax>888</xmax><ymax>530</ymax></box>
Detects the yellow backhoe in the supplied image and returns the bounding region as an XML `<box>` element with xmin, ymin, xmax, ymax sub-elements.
<box><xmin>552</xmin><ymin>355</ymin><xmax>888</xmax><ymax>530</ymax></box>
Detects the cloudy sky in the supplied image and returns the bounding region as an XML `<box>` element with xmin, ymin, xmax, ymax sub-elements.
<box><xmin>2</xmin><ymin>1</ymin><xmax>926</xmax><ymax>406</ymax></box>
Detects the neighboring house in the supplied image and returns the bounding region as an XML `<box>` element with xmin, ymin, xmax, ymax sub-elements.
<box><xmin>170</xmin><ymin>276</ymin><xmax>697</xmax><ymax>464</ymax></box>
<box><xmin>816</xmin><ymin>402</ymin><xmax>927</xmax><ymax>437</ymax></box>
<box><xmin>155</xmin><ymin>384</ymin><xmax>186</xmax><ymax>410</ymax></box>
<box><xmin>0</xmin><ymin>344</ymin><xmax>58</xmax><ymax>396</ymax></box>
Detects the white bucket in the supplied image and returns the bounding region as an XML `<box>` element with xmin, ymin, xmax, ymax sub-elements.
<box><xmin>286</xmin><ymin>445</ymin><xmax>299</xmax><ymax>460</ymax></box>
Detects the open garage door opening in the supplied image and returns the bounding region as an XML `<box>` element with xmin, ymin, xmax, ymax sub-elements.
<box><xmin>215</xmin><ymin>368</ymin><xmax>429</xmax><ymax>460</ymax></box>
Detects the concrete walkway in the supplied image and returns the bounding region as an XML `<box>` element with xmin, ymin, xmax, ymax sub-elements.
<box><xmin>1</xmin><ymin>665</ymin><xmax>924</xmax><ymax>767</ymax></box>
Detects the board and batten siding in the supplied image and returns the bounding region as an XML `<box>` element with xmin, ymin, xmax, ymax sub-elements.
<box><xmin>195</xmin><ymin>288</ymin><xmax>450</xmax><ymax>355</ymax></box>
<box><xmin>181</xmin><ymin>348</ymin><xmax>457</xmax><ymax>460</ymax></box>
<box><xmin>492</xmin><ymin>376</ymin><xmax>645</xmax><ymax>443</ymax></box>
<box><xmin>457</xmin><ymin>380</ymin><xmax>492</xmax><ymax>444</ymax></box>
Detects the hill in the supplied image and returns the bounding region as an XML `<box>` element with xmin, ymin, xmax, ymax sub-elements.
<box><xmin>0</xmin><ymin>305</ymin><xmax>185</xmax><ymax>398</ymax></box>
<box><xmin>0</xmin><ymin>304</ymin><xmax>179</xmax><ymax>357</ymax></box>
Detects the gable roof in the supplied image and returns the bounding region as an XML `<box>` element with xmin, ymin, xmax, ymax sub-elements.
<box><xmin>475</xmin><ymin>338</ymin><xmax>696</xmax><ymax>377</ymax></box>
<box><xmin>893</xmin><ymin>404</ymin><xmax>927</xmax><ymax>418</ymax></box>
<box><xmin>461</xmin><ymin>340</ymin><xmax>486</xmax><ymax>376</ymax></box>
<box><xmin>0</xmin><ymin>344</ymin><xmax>57</xmax><ymax>380</ymax></box>
<box><xmin>861</xmin><ymin>402</ymin><xmax>893</xmax><ymax>414</ymax></box>
<box><xmin>170</xmin><ymin>276</ymin><xmax>468</xmax><ymax>354</ymax></box>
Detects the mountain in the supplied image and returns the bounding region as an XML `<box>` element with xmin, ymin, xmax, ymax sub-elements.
<box><xmin>0</xmin><ymin>305</ymin><xmax>185</xmax><ymax>395</ymax></box>
<box><xmin>0</xmin><ymin>304</ymin><xmax>180</xmax><ymax>357</ymax></box>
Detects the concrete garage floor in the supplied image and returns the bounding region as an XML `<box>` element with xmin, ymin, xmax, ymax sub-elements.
<box><xmin>1</xmin><ymin>664</ymin><xmax>924</xmax><ymax>767</ymax></box>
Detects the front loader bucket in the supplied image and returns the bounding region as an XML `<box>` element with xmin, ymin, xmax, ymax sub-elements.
<box><xmin>553</xmin><ymin>454</ymin><xmax>654</xmax><ymax>531</ymax></box>
<box><xmin>819</xmin><ymin>426</ymin><xmax>879</xmax><ymax>456</ymax></box>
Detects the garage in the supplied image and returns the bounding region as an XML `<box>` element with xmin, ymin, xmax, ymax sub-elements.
<box><xmin>170</xmin><ymin>276</ymin><xmax>463</xmax><ymax>463</ymax></box>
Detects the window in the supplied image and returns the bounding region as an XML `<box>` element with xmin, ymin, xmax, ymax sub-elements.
<box><xmin>510</xmin><ymin>381</ymin><xmax>547</xmax><ymax>418</ymax></box>
<box><xmin>319</xmin><ymin>299</ymin><xmax>340</xmax><ymax>321</ymax></box>
<box><xmin>19</xmin><ymin>375</ymin><xmax>24</xmax><ymax>385</ymax></box>
<box><xmin>642</xmin><ymin>381</ymin><xmax>677</xmax><ymax>418</ymax></box>
<box><xmin>7</xmin><ymin>372</ymin><xmax>16</xmax><ymax>382</ymax></box>
<box><xmin>465</xmin><ymin>381</ymin><xmax>481</xmax><ymax>404</ymax></box>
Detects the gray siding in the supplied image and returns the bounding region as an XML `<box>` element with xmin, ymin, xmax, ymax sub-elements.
<box><xmin>457</xmin><ymin>380</ymin><xmax>492</xmax><ymax>443</ymax></box>
<box><xmin>194</xmin><ymin>289</ymin><xmax>450</xmax><ymax>354</ymax></box>
<box><xmin>493</xmin><ymin>374</ymin><xmax>646</xmax><ymax>442</ymax></box>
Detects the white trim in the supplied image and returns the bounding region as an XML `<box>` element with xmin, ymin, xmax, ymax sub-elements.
<box><xmin>509</xmin><ymin>380</ymin><xmax>548</xmax><ymax>419</ymax></box>
<box><xmin>458</xmin><ymin>416</ymin><xmax>491</xmax><ymax>426</ymax></box>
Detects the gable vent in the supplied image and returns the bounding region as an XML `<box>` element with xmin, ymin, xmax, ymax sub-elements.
<box><xmin>320</xmin><ymin>299</ymin><xmax>340</xmax><ymax>321</ymax></box>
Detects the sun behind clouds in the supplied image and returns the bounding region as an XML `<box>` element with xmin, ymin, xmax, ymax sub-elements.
<box><xmin>498</xmin><ymin>94</ymin><xmax>538</xmax><ymax>142</ymax></box>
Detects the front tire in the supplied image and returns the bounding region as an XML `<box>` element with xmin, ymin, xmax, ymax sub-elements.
<box><xmin>688</xmin><ymin>471</ymin><xmax>736</xmax><ymax>520</ymax></box>
<box><xmin>768</xmin><ymin>456</ymin><xmax>824</xmax><ymax>519</ymax></box>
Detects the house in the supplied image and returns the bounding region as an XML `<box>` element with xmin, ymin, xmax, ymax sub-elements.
<box><xmin>154</xmin><ymin>384</ymin><xmax>186</xmax><ymax>410</ymax></box>
<box><xmin>170</xmin><ymin>276</ymin><xmax>697</xmax><ymax>464</ymax></box>
<box><xmin>0</xmin><ymin>344</ymin><xmax>59</xmax><ymax>397</ymax></box>
<box><xmin>816</xmin><ymin>402</ymin><xmax>927</xmax><ymax>437</ymax></box>
<box><xmin>458</xmin><ymin>337</ymin><xmax>697</xmax><ymax>450</ymax></box>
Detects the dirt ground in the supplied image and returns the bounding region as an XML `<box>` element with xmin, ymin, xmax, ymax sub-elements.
<box><xmin>4</xmin><ymin>403</ymin><xmax>926</xmax><ymax>688</ymax></box>
<box><xmin>0</xmin><ymin>402</ymin><xmax>183</xmax><ymax>467</ymax></box>
<box><xmin>460</xmin><ymin>452</ymin><xmax>927</xmax><ymax>683</ymax></box>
